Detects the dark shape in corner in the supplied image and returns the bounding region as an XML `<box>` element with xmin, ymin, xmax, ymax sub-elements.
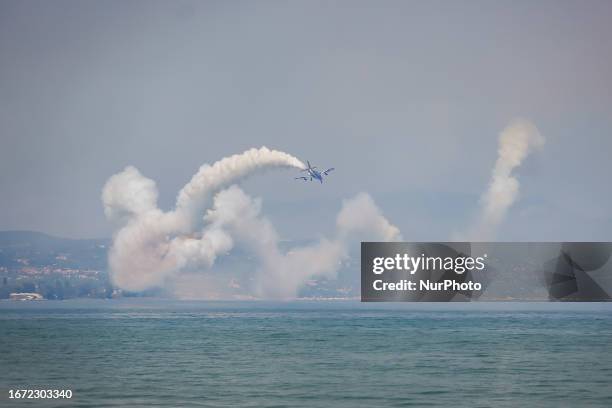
<box><xmin>545</xmin><ymin>243</ymin><xmax>612</xmax><ymax>301</ymax></box>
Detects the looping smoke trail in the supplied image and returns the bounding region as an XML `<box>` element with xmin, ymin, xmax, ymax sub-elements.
<box><xmin>102</xmin><ymin>147</ymin><xmax>305</xmax><ymax>292</ymax></box>
<box><xmin>102</xmin><ymin>146</ymin><xmax>400</xmax><ymax>298</ymax></box>
<box><xmin>463</xmin><ymin>119</ymin><xmax>545</xmax><ymax>240</ymax></box>
<box><xmin>174</xmin><ymin>147</ymin><xmax>305</xmax><ymax>229</ymax></box>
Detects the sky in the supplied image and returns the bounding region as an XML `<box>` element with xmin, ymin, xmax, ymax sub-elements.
<box><xmin>1</xmin><ymin>0</ymin><xmax>611</xmax><ymax>241</ymax></box>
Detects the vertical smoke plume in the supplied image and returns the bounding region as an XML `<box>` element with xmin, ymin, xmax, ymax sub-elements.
<box><xmin>464</xmin><ymin>120</ymin><xmax>545</xmax><ymax>240</ymax></box>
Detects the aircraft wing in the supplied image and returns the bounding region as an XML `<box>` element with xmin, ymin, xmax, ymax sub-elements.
<box><xmin>323</xmin><ymin>168</ymin><xmax>335</xmax><ymax>175</ymax></box>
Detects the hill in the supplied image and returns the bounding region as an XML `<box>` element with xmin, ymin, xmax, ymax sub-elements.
<box><xmin>0</xmin><ymin>230</ymin><xmax>109</xmax><ymax>270</ymax></box>
<box><xmin>0</xmin><ymin>231</ymin><xmax>111</xmax><ymax>299</ymax></box>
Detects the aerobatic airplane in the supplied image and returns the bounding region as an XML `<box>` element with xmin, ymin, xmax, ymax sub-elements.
<box><xmin>295</xmin><ymin>161</ymin><xmax>334</xmax><ymax>183</ymax></box>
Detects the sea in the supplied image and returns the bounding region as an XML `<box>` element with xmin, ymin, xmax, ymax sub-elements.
<box><xmin>1</xmin><ymin>300</ymin><xmax>611</xmax><ymax>407</ymax></box>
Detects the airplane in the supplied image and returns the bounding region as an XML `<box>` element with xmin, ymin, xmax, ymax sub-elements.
<box><xmin>295</xmin><ymin>160</ymin><xmax>335</xmax><ymax>183</ymax></box>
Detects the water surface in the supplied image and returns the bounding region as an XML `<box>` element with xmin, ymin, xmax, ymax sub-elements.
<box><xmin>1</xmin><ymin>300</ymin><xmax>611</xmax><ymax>407</ymax></box>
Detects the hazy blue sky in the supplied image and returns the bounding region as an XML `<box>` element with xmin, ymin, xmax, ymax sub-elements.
<box><xmin>1</xmin><ymin>0</ymin><xmax>611</xmax><ymax>240</ymax></box>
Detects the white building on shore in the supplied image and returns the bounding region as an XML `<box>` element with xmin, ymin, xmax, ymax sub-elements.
<box><xmin>9</xmin><ymin>292</ymin><xmax>44</xmax><ymax>301</ymax></box>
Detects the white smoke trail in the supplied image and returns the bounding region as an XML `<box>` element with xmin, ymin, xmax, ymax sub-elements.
<box><xmin>174</xmin><ymin>147</ymin><xmax>304</xmax><ymax>229</ymax></box>
<box><xmin>102</xmin><ymin>146</ymin><xmax>400</xmax><ymax>297</ymax></box>
<box><xmin>102</xmin><ymin>147</ymin><xmax>304</xmax><ymax>292</ymax></box>
<box><xmin>201</xmin><ymin>187</ymin><xmax>401</xmax><ymax>298</ymax></box>
<box><xmin>463</xmin><ymin>120</ymin><xmax>545</xmax><ymax>240</ymax></box>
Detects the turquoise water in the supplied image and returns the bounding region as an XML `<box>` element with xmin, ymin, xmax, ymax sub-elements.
<box><xmin>1</xmin><ymin>300</ymin><xmax>611</xmax><ymax>407</ymax></box>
